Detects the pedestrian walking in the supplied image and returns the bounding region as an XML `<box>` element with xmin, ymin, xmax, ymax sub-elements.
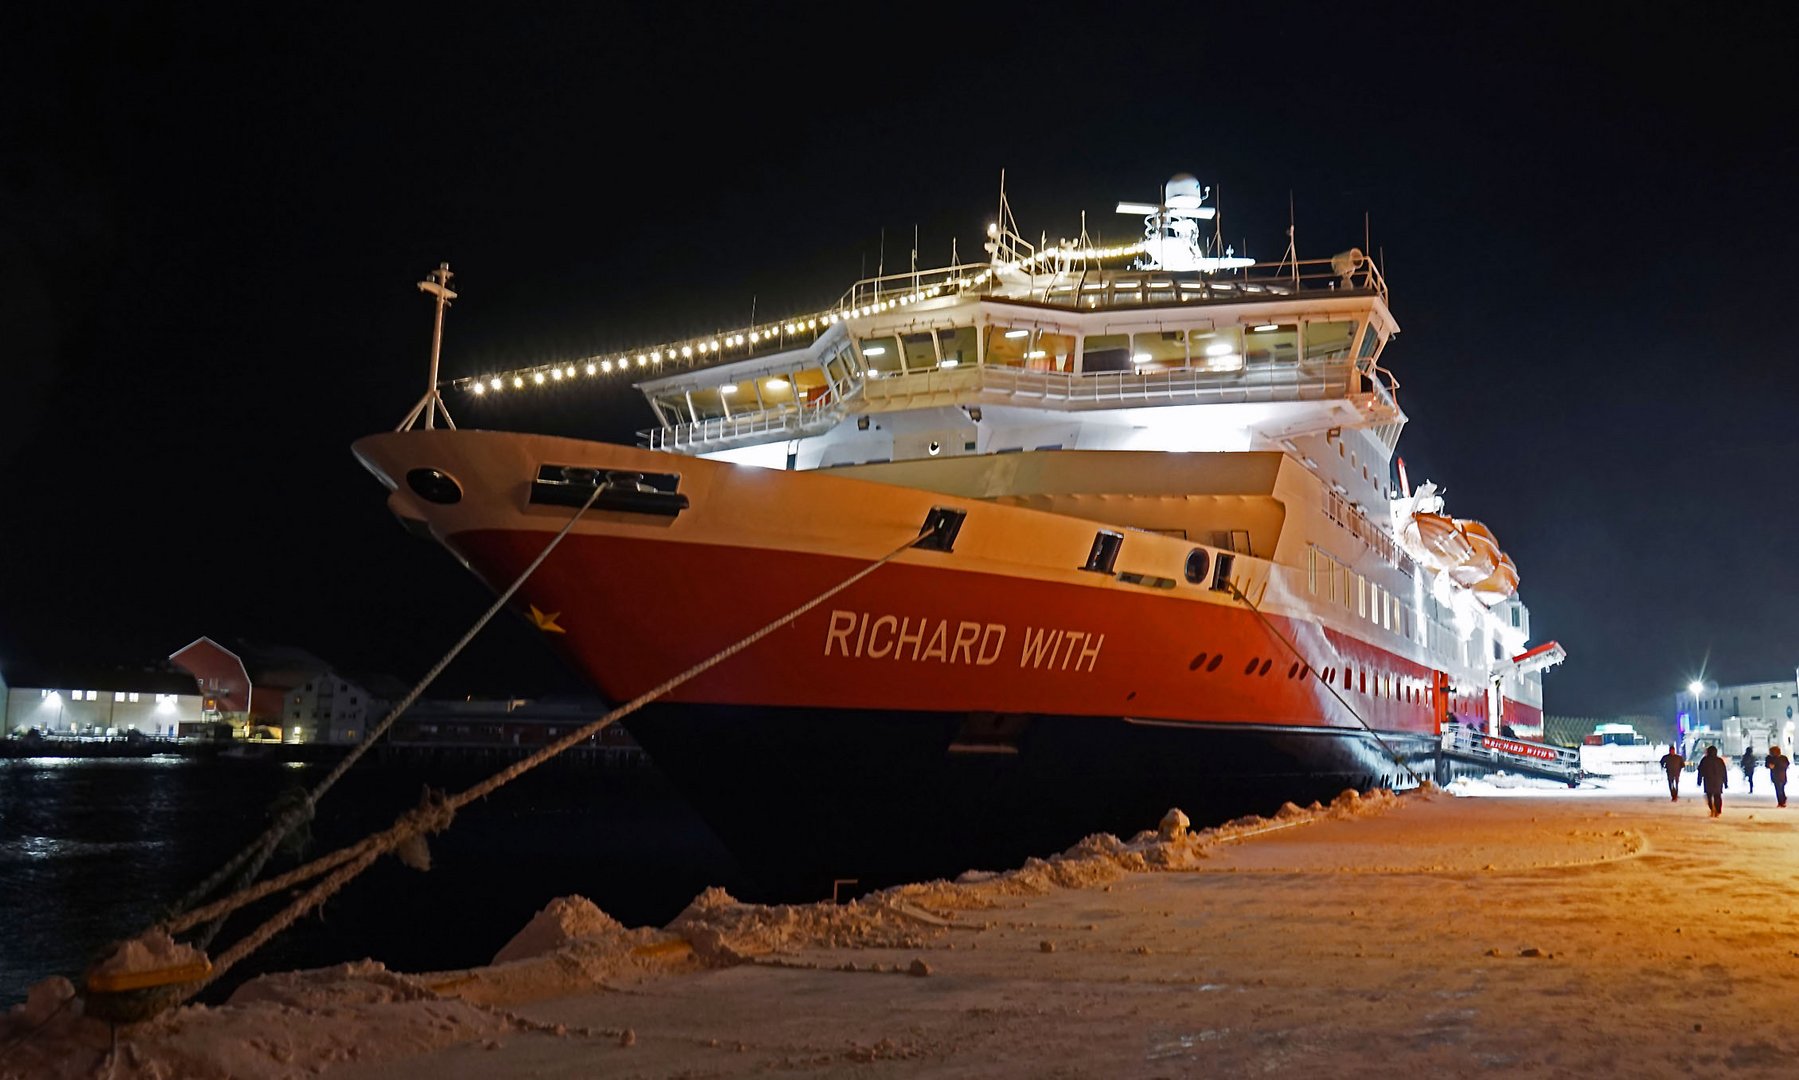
<box><xmin>1660</xmin><ymin>744</ymin><xmax>1686</xmax><ymax>802</ymax></box>
<box><xmin>1741</xmin><ymin>746</ymin><xmax>1757</xmax><ymax>794</ymax></box>
<box><xmin>1766</xmin><ymin>746</ymin><xmax>1790</xmax><ymax>808</ymax></box>
<box><xmin>1698</xmin><ymin>745</ymin><xmax>1729</xmax><ymax>817</ymax></box>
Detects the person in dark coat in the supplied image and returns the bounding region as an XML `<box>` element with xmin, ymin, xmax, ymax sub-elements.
<box><xmin>1660</xmin><ymin>745</ymin><xmax>1686</xmax><ymax>802</ymax></box>
<box><xmin>1741</xmin><ymin>746</ymin><xmax>1757</xmax><ymax>794</ymax></box>
<box><xmin>1697</xmin><ymin>746</ymin><xmax>1729</xmax><ymax>817</ymax></box>
<box><xmin>1766</xmin><ymin>746</ymin><xmax>1790</xmax><ymax>808</ymax></box>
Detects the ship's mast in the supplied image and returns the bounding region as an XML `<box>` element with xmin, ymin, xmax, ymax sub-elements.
<box><xmin>397</xmin><ymin>262</ymin><xmax>459</xmax><ymax>432</ymax></box>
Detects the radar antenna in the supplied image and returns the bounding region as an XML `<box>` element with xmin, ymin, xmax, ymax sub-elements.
<box><xmin>1116</xmin><ymin>174</ymin><xmax>1254</xmax><ymax>273</ymax></box>
<box><xmin>397</xmin><ymin>262</ymin><xmax>458</xmax><ymax>432</ymax></box>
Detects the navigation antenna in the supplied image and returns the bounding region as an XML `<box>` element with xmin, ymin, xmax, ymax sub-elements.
<box><xmin>397</xmin><ymin>262</ymin><xmax>458</xmax><ymax>432</ymax></box>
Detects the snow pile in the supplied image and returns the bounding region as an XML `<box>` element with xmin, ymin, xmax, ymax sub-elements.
<box><xmin>670</xmin><ymin>790</ymin><xmax>1407</xmax><ymax>961</ymax></box>
<box><xmin>493</xmin><ymin>895</ymin><xmax>627</xmax><ymax>964</ymax></box>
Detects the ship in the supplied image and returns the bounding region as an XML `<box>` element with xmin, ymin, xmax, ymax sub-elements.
<box><xmin>355</xmin><ymin>174</ymin><xmax>1566</xmax><ymax>889</ymax></box>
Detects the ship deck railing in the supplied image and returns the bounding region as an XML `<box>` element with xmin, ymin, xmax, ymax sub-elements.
<box><xmin>641</xmin><ymin>355</ymin><xmax>1393</xmax><ymax>452</ymax></box>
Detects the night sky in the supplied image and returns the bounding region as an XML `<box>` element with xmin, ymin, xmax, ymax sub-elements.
<box><xmin>4</xmin><ymin>4</ymin><xmax>1794</xmax><ymax>715</ymax></box>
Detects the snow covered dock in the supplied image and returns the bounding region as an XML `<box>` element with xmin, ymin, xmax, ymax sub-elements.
<box><xmin>10</xmin><ymin>779</ymin><xmax>1799</xmax><ymax>1078</ymax></box>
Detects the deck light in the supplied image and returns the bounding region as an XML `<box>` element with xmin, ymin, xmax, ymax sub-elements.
<box><xmin>533</xmin><ymin>372</ymin><xmax>545</xmax><ymax>384</ymax></box>
<box><xmin>489</xmin><ymin>378</ymin><xmax>501</xmax><ymax>390</ymax></box>
<box><xmin>586</xmin><ymin>363</ymin><xmax>597</xmax><ymax>375</ymax></box>
<box><xmin>551</xmin><ymin>368</ymin><xmax>563</xmax><ymax>380</ymax></box>
<box><xmin>472</xmin><ymin>382</ymin><xmax>485</xmax><ymax>394</ymax></box>
<box><xmin>513</xmin><ymin>377</ymin><xmax>524</xmax><ymax>388</ymax></box>
<box><xmin>1688</xmin><ymin>680</ymin><xmax>1705</xmax><ymax>697</ymax></box>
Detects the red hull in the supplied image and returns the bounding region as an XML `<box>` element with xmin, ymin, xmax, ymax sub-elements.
<box><xmin>452</xmin><ymin>529</ymin><xmax>1444</xmax><ymax>737</ymax></box>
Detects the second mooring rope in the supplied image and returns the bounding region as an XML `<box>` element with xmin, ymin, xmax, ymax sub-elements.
<box><xmin>138</xmin><ymin>520</ymin><xmax>932</xmax><ymax>1012</ymax></box>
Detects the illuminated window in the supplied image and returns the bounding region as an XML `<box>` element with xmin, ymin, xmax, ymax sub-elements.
<box><xmin>129</xmin><ymin>692</ymin><xmax>139</xmax><ymax>703</ymax></box>
<box><xmin>900</xmin><ymin>332</ymin><xmax>938</xmax><ymax>373</ymax></box>
<box><xmin>936</xmin><ymin>326</ymin><xmax>977</xmax><ymax>367</ymax></box>
<box><xmin>1244</xmin><ymin>323</ymin><xmax>1297</xmax><ymax>365</ymax></box>
<box><xmin>1190</xmin><ymin>328</ymin><xmax>1244</xmax><ymax>372</ymax></box>
<box><xmin>1131</xmin><ymin>330</ymin><xmax>1187</xmax><ymax>371</ymax></box>
<box><xmin>115</xmin><ymin>692</ymin><xmax>126</xmax><ymax>703</ymax></box>
<box><xmin>1081</xmin><ymin>333</ymin><xmax>1131</xmax><ymax>373</ymax></box>
<box><xmin>1303</xmin><ymin>320</ymin><xmax>1358</xmax><ymax>362</ymax></box>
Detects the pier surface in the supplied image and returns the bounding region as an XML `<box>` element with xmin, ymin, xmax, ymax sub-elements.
<box><xmin>10</xmin><ymin>782</ymin><xmax>1799</xmax><ymax>1077</ymax></box>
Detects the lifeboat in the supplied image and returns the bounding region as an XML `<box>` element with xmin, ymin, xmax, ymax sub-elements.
<box><xmin>1448</xmin><ymin>519</ymin><xmax>1500</xmax><ymax>587</ymax></box>
<box><xmin>1472</xmin><ymin>551</ymin><xmax>1520</xmax><ymax>607</ymax></box>
<box><xmin>1405</xmin><ymin>512</ymin><xmax>1474</xmax><ymax>570</ymax></box>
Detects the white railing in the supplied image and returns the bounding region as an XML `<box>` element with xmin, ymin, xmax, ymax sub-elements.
<box><xmin>642</xmin><ymin>390</ymin><xmax>856</xmax><ymax>451</ymax></box>
<box><xmin>862</xmin><ymin>360</ymin><xmax>1355</xmax><ymax>409</ymax></box>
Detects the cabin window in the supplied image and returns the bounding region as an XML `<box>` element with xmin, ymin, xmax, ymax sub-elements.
<box><xmin>1303</xmin><ymin>320</ymin><xmax>1359</xmax><ymax>362</ymax></box>
<box><xmin>984</xmin><ymin>326</ymin><xmax>1031</xmax><ymax>367</ymax></box>
<box><xmin>1030</xmin><ymin>331</ymin><xmax>1076</xmax><ymax>372</ymax></box>
<box><xmin>1132</xmin><ymin>330</ymin><xmax>1187</xmax><ymax>371</ymax></box>
<box><xmin>1244</xmin><ymin>323</ymin><xmax>1298</xmax><ymax>365</ymax></box>
<box><xmin>1184</xmin><ymin>548</ymin><xmax>1211</xmax><ymax>584</ymax></box>
<box><xmin>1081</xmin><ymin>333</ymin><xmax>1132</xmax><ymax>373</ymax></box>
<box><xmin>1191</xmin><ymin>328</ymin><xmax>1243</xmax><ymax>371</ymax></box>
<box><xmin>936</xmin><ymin>326</ymin><xmax>976</xmax><ymax>367</ymax></box>
<box><xmin>858</xmin><ymin>336</ymin><xmax>904</xmax><ymax>377</ymax></box>
<box><xmin>901</xmin><ymin>332</ymin><xmax>938</xmax><ymax>373</ymax></box>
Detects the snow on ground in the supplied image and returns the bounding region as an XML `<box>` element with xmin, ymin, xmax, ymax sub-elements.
<box><xmin>8</xmin><ymin>782</ymin><xmax>1799</xmax><ymax>1077</ymax></box>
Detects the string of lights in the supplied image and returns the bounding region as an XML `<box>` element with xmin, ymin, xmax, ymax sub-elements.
<box><xmin>450</xmin><ymin>238</ymin><xmax>1151</xmax><ymax>396</ymax></box>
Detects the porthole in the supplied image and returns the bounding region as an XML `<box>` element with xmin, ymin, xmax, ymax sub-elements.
<box><xmin>1184</xmin><ymin>549</ymin><xmax>1211</xmax><ymax>584</ymax></box>
<box><xmin>1287</xmin><ymin>662</ymin><xmax>1300</xmax><ymax>679</ymax></box>
<box><xmin>1206</xmin><ymin>655</ymin><xmax>1224</xmax><ymax>673</ymax></box>
<box><xmin>1244</xmin><ymin>658</ymin><xmax>1260</xmax><ymax>676</ymax></box>
<box><xmin>1259</xmin><ymin>659</ymin><xmax>1273</xmax><ymax>677</ymax></box>
<box><xmin>928</xmin><ymin>440</ymin><xmax>942</xmax><ymax>456</ymax></box>
<box><xmin>1189</xmin><ymin>652</ymin><xmax>1208</xmax><ymax>671</ymax></box>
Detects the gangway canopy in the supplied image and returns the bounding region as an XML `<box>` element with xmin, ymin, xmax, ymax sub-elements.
<box><xmin>1499</xmin><ymin>640</ymin><xmax>1566</xmax><ymax>679</ymax></box>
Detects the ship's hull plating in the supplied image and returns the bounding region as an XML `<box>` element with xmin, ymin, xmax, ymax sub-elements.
<box><xmin>627</xmin><ymin>702</ymin><xmax>1438</xmax><ymax>892</ymax></box>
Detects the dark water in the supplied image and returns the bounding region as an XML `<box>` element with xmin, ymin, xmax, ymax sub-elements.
<box><xmin>0</xmin><ymin>755</ymin><xmax>745</xmax><ymax>1004</ymax></box>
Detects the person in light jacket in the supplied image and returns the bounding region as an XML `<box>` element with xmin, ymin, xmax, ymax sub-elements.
<box><xmin>1697</xmin><ymin>746</ymin><xmax>1729</xmax><ymax>817</ymax></box>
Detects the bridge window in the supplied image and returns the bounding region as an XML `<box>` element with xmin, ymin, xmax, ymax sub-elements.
<box><xmin>984</xmin><ymin>326</ymin><xmax>1031</xmax><ymax>367</ymax></box>
<box><xmin>1132</xmin><ymin>330</ymin><xmax>1188</xmax><ymax>370</ymax></box>
<box><xmin>792</xmin><ymin>368</ymin><xmax>833</xmax><ymax>406</ymax></box>
<box><xmin>901</xmin><ymin>332</ymin><xmax>938</xmax><ymax>373</ymax></box>
<box><xmin>1032</xmin><ymin>331</ymin><xmax>1076</xmax><ymax>372</ymax></box>
<box><xmin>1245</xmin><ymin>323</ymin><xmax>1298</xmax><ymax>365</ymax></box>
<box><xmin>1357</xmin><ymin>323</ymin><xmax>1384</xmax><ymax>359</ymax></box>
<box><xmin>1303</xmin><ymin>320</ymin><xmax>1359</xmax><ymax>362</ymax></box>
<box><xmin>937</xmin><ymin>326</ymin><xmax>977</xmax><ymax>367</ymax></box>
<box><xmin>858</xmin><ymin>336</ymin><xmax>904</xmax><ymax>377</ymax></box>
<box><xmin>1081</xmin><ymin>333</ymin><xmax>1132</xmax><ymax>373</ymax></box>
<box><xmin>1191</xmin><ymin>328</ymin><xmax>1243</xmax><ymax>371</ymax></box>
<box><xmin>688</xmin><ymin>387</ymin><xmax>727</xmax><ymax>421</ymax></box>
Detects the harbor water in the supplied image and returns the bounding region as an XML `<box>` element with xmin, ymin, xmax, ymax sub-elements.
<box><xmin>0</xmin><ymin>754</ymin><xmax>742</xmax><ymax>1003</ymax></box>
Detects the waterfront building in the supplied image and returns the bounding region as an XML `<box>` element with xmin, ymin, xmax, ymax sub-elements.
<box><xmin>169</xmin><ymin>636</ymin><xmax>395</xmax><ymax>744</ymax></box>
<box><xmin>1676</xmin><ymin>674</ymin><xmax>1799</xmax><ymax>756</ymax></box>
<box><xmin>1</xmin><ymin>664</ymin><xmax>206</xmax><ymax>737</ymax></box>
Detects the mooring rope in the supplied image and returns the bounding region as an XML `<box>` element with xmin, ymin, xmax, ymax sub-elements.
<box><xmin>167</xmin><ymin>479</ymin><xmax>611</xmax><ymax>939</ymax></box>
<box><xmin>105</xmin><ymin>520</ymin><xmax>932</xmax><ymax>1019</ymax></box>
<box><xmin>1224</xmin><ymin>579</ymin><xmax>1425</xmax><ymax>788</ymax></box>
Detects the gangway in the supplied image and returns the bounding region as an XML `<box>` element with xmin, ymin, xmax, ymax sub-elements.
<box><xmin>1438</xmin><ymin>725</ymin><xmax>1582</xmax><ymax>787</ymax></box>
